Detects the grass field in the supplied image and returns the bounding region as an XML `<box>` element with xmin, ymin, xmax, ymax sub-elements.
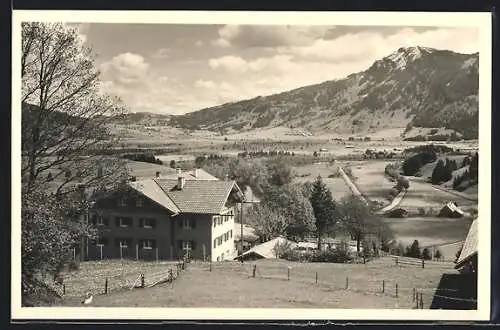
<box><xmin>398</xmin><ymin>180</ymin><xmax>477</xmax><ymax>215</ymax></box>
<box><xmin>293</xmin><ymin>163</ymin><xmax>352</xmax><ymax>200</ymax></box>
<box><xmin>350</xmin><ymin>160</ymin><xmax>395</xmax><ymax>206</ymax></box>
<box><xmin>383</xmin><ymin>217</ymin><xmax>473</xmax><ymax>255</ymax></box>
<box><xmin>46</xmin><ymin>260</ymin><xmax>180</xmax><ymax>298</ymax></box>
<box><xmin>59</xmin><ymin>258</ymin><xmax>456</xmax><ymax>309</ymax></box>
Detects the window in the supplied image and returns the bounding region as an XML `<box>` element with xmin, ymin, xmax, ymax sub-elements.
<box><xmin>218</xmin><ymin>217</ymin><xmax>223</xmax><ymax>225</ymax></box>
<box><xmin>213</xmin><ymin>216</ymin><xmax>220</xmax><ymax>228</ymax></box>
<box><xmin>118</xmin><ymin>197</ymin><xmax>127</xmax><ymax>207</ymax></box>
<box><xmin>224</xmin><ymin>233</ymin><xmax>228</xmax><ymax>242</ymax></box>
<box><xmin>229</xmin><ymin>230</ymin><xmax>232</xmax><ymax>238</ymax></box>
<box><xmin>182</xmin><ymin>217</ymin><xmax>191</xmax><ymax>230</ymax></box>
<box><xmin>217</xmin><ymin>237</ymin><xmax>223</xmax><ymax>245</ymax></box>
<box><xmin>213</xmin><ymin>217</ymin><xmax>217</xmax><ymax>228</ymax></box>
<box><xmin>140</xmin><ymin>218</ymin><xmax>155</xmax><ymax>229</ymax></box>
<box><xmin>141</xmin><ymin>239</ymin><xmax>156</xmax><ymax>250</ymax></box>
<box><xmin>213</xmin><ymin>239</ymin><xmax>217</xmax><ymax>248</ymax></box>
<box><xmin>116</xmin><ymin>217</ymin><xmax>133</xmax><ymax>228</ymax></box>
<box><xmin>136</xmin><ymin>198</ymin><xmax>144</xmax><ymax>208</ymax></box>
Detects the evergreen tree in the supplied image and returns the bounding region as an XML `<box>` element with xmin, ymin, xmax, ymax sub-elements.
<box><xmin>309</xmin><ymin>176</ymin><xmax>337</xmax><ymax>248</ymax></box>
<box><xmin>422</xmin><ymin>247</ymin><xmax>432</xmax><ymax>260</ymax></box>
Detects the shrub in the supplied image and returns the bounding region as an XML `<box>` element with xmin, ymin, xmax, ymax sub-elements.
<box><xmin>170</xmin><ymin>160</ymin><xmax>176</xmax><ymax>168</ymax></box>
<box><xmin>312</xmin><ymin>244</ymin><xmax>353</xmax><ymax>263</ymax></box>
<box><xmin>422</xmin><ymin>248</ymin><xmax>432</xmax><ymax>260</ymax></box>
<box><xmin>434</xmin><ymin>249</ymin><xmax>442</xmax><ymax>260</ymax></box>
<box><xmin>417</xmin><ymin>207</ymin><xmax>426</xmax><ymax>216</ymax></box>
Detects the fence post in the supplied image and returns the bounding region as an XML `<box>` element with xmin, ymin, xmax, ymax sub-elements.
<box><xmin>413</xmin><ymin>288</ymin><xmax>416</xmax><ymax>302</ymax></box>
<box><xmin>203</xmin><ymin>244</ymin><xmax>206</xmax><ymax>262</ymax></box>
<box><xmin>100</xmin><ymin>245</ymin><xmax>103</xmax><ymax>260</ymax></box>
<box><xmin>287</xmin><ymin>267</ymin><xmax>290</xmax><ymax>281</ymax></box>
<box><xmin>105</xmin><ymin>277</ymin><xmax>108</xmax><ymax>294</ymax></box>
<box><xmin>420</xmin><ymin>293</ymin><xmax>424</xmax><ymax>309</ymax></box>
<box><xmin>315</xmin><ymin>272</ymin><xmax>318</xmax><ymax>284</ymax></box>
<box><xmin>63</xmin><ymin>284</ymin><xmax>66</xmax><ymax>295</ymax></box>
<box><xmin>73</xmin><ymin>248</ymin><xmax>76</xmax><ymax>261</ymax></box>
<box><xmin>136</xmin><ymin>244</ymin><xmax>139</xmax><ymax>261</ymax></box>
<box><xmin>209</xmin><ymin>260</ymin><xmax>212</xmax><ymax>272</ymax></box>
<box><xmin>140</xmin><ymin>273</ymin><xmax>145</xmax><ymax>288</ymax></box>
<box><xmin>156</xmin><ymin>247</ymin><xmax>159</xmax><ymax>263</ymax></box>
<box><xmin>422</xmin><ymin>258</ymin><xmax>425</xmax><ymax>269</ymax></box>
<box><xmin>252</xmin><ymin>265</ymin><xmax>256</xmax><ymax>278</ymax></box>
<box><xmin>363</xmin><ymin>256</ymin><xmax>366</xmax><ymax>264</ymax></box>
<box><xmin>169</xmin><ymin>269</ymin><xmax>173</xmax><ymax>282</ymax></box>
<box><xmin>395</xmin><ymin>257</ymin><xmax>399</xmax><ymax>266</ymax></box>
<box><xmin>345</xmin><ymin>276</ymin><xmax>349</xmax><ymax>290</ymax></box>
<box><xmin>382</xmin><ymin>280</ymin><xmax>385</xmax><ymax>293</ymax></box>
<box><xmin>395</xmin><ymin>283</ymin><xmax>398</xmax><ymax>298</ymax></box>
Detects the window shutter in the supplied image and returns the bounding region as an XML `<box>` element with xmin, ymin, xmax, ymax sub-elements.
<box><xmin>191</xmin><ymin>218</ymin><xmax>196</xmax><ymax>229</ymax></box>
<box><xmin>191</xmin><ymin>240</ymin><xmax>197</xmax><ymax>250</ymax></box>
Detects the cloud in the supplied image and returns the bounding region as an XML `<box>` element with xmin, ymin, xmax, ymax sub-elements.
<box><xmin>195</xmin><ymin>79</ymin><xmax>217</xmax><ymax>89</ymax></box>
<box><xmin>195</xmin><ymin>40</ymin><xmax>204</xmax><ymax>47</ymax></box>
<box><xmin>208</xmin><ymin>55</ymin><xmax>249</xmax><ymax>73</ymax></box>
<box><xmin>279</xmin><ymin>27</ymin><xmax>479</xmax><ymax>62</ymax></box>
<box><xmin>213</xmin><ymin>25</ymin><xmax>333</xmax><ymax>48</ymax></box>
<box><xmin>152</xmin><ymin>48</ymin><xmax>170</xmax><ymax>59</ymax></box>
<box><xmin>100</xmin><ymin>53</ymin><xmax>150</xmax><ymax>87</ymax></box>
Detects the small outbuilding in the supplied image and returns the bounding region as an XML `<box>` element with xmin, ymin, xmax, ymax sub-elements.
<box><xmin>439</xmin><ymin>201</ymin><xmax>467</xmax><ymax>218</ymax></box>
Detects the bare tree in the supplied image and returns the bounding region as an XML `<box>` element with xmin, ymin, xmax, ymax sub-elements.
<box><xmin>21</xmin><ymin>22</ymin><xmax>128</xmax><ymax>195</ymax></box>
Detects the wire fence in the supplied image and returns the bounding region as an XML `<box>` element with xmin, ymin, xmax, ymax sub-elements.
<box><xmin>197</xmin><ymin>259</ymin><xmax>476</xmax><ymax>309</ymax></box>
<box><xmin>46</xmin><ymin>258</ymin><xmax>190</xmax><ymax>298</ymax></box>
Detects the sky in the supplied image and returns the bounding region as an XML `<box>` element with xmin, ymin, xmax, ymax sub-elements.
<box><xmin>72</xmin><ymin>24</ymin><xmax>479</xmax><ymax>115</ymax></box>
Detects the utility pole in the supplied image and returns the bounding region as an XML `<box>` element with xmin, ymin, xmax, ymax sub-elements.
<box><xmin>240</xmin><ymin>202</ymin><xmax>244</xmax><ymax>264</ymax></box>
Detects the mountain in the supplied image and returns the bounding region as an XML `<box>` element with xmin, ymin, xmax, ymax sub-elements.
<box><xmin>169</xmin><ymin>46</ymin><xmax>479</xmax><ymax>139</ymax></box>
<box><xmin>110</xmin><ymin>112</ymin><xmax>172</xmax><ymax>126</ymax></box>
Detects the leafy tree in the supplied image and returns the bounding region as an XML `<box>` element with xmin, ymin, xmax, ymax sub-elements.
<box><xmin>266</xmin><ymin>159</ymin><xmax>293</xmax><ymax>187</ymax></box>
<box><xmin>21</xmin><ymin>23</ymin><xmax>127</xmax><ymax>305</ymax></box>
<box><xmin>434</xmin><ymin>249</ymin><xmax>442</xmax><ymax>260</ymax></box>
<box><xmin>262</xmin><ymin>183</ymin><xmax>316</xmax><ymax>240</ymax></box>
<box><xmin>431</xmin><ymin>159</ymin><xmax>452</xmax><ymax>184</ymax></box>
<box><xmin>337</xmin><ymin>194</ymin><xmax>386</xmax><ymax>253</ymax></box>
<box><xmin>21</xmin><ymin>22</ymin><xmax>127</xmax><ymax>195</ymax></box>
<box><xmin>402</xmin><ymin>155</ymin><xmax>422</xmax><ymax>176</ymax></box>
<box><xmin>396</xmin><ymin>176</ymin><xmax>410</xmax><ymax>190</ymax></box>
<box><xmin>170</xmin><ymin>159</ymin><xmax>176</xmax><ymax>169</ymax></box>
<box><xmin>310</xmin><ymin>176</ymin><xmax>338</xmax><ymax>248</ymax></box>
<box><xmin>246</xmin><ymin>204</ymin><xmax>289</xmax><ymax>242</ymax></box>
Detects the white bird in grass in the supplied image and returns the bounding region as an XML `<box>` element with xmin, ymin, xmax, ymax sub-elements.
<box><xmin>81</xmin><ymin>292</ymin><xmax>93</xmax><ymax>305</ymax></box>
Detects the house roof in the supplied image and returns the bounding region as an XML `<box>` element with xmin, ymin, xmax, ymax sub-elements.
<box><xmin>455</xmin><ymin>218</ymin><xmax>478</xmax><ymax>269</ymax></box>
<box><xmin>128</xmin><ymin>179</ymin><xmax>181</xmax><ymax>215</ymax></box>
<box><xmin>160</xmin><ymin>168</ymin><xmax>219</xmax><ymax>181</ymax></box>
<box><xmin>154</xmin><ymin>179</ymin><xmax>240</xmax><ymax>214</ymax></box>
<box><xmin>236</xmin><ymin>236</ymin><xmax>297</xmax><ymax>259</ymax></box>
<box><xmin>441</xmin><ymin>202</ymin><xmax>466</xmax><ymax>216</ymax></box>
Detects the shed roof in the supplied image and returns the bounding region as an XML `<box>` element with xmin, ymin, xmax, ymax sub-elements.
<box><xmin>236</xmin><ymin>236</ymin><xmax>297</xmax><ymax>259</ymax></box>
<box><xmin>455</xmin><ymin>218</ymin><xmax>478</xmax><ymax>269</ymax></box>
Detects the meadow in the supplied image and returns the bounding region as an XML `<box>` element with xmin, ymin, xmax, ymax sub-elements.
<box><xmin>59</xmin><ymin>258</ymin><xmax>455</xmax><ymax>309</ymax></box>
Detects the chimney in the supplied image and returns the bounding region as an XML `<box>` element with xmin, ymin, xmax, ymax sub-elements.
<box><xmin>178</xmin><ymin>176</ymin><xmax>185</xmax><ymax>190</ymax></box>
<box><xmin>194</xmin><ymin>168</ymin><xmax>198</xmax><ymax>178</ymax></box>
<box><xmin>176</xmin><ymin>168</ymin><xmax>182</xmax><ymax>175</ymax></box>
<box><xmin>155</xmin><ymin>171</ymin><xmax>160</xmax><ymax>178</ymax></box>
<box><xmin>225</xmin><ymin>174</ymin><xmax>229</xmax><ymax>181</ymax></box>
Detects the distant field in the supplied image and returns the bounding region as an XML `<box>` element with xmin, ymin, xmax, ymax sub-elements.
<box><xmin>398</xmin><ymin>180</ymin><xmax>477</xmax><ymax>215</ymax></box>
<box><xmin>59</xmin><ymin>258</ymin><xmax>455</xmax><ymax>309</ymax></box>
<box><xmin>293</xmin><ymin>163</ymin><xmax>352</xmax><ymax>200</ymax></box>
<box><xmin>350</xmin><ymin>160</ymin><xmax>395</xmax><ymax>206</ymax></box>
<box><xmin>384</xmin><ymin>217</ymin><xmax>473</xmax><ymax>254</ymax></box>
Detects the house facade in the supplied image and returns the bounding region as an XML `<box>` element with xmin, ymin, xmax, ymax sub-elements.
<box><xmin>85</xmin><ymin>170</ymin><xmax>243</xmax><ymax>262</ymax></box>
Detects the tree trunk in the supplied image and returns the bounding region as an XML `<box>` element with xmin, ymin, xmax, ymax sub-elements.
<box><xmin>356</xmin><ymin>239</ymin><xmax>361</xmax><ymax>253</ymax></box>
<box><xmin>317</xmin><ymin>233</ymin><xmax>322</xmax><ymax>252</ymax></box>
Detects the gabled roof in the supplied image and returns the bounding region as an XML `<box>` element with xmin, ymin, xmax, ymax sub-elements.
<box><xmin>236</xmin><ymin>236</ymin><xmax>297</xmax><ymax>259</ymax></box>
<box><xmin>128</xmin><ymin>179</ymin><xmax>181</xmax><ymax>214</ymax></box>
<box><xmin>160</xmin><ymin>168</ymin><xmax>219</xmax><ymax>181</ymax></box>
<box><xmin>455</xmin><ymin>218</ymin><xmax>478</xmax><ymax>269</ymax></box>
<box><xmin>154</xmin><ymin>179</ymin><xmax>241</xmax><ymax>214</ymax></box>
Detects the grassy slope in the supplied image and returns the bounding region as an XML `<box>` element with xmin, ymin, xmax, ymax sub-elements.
<box><xmin>292</xmin><ymin>163</ymin><xmax>351</xmax><ymax>200</ymax></box>
<box><xmin>59</xmin><ymin>258</ymin><xmax>456</xmax><ymax>309</ymax></box>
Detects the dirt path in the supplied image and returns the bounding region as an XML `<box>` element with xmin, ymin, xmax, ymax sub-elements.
<box><xmin>376</xmin><ymin>190</ymin><xmax>406</xmax><ymax>214</ymax></box>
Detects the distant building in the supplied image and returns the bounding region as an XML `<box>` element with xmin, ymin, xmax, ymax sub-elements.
<box><xmin>85</xmin><ymin>169</ymin><xmax>245</xmax><ymax>262</ymax></box>
<box><xmin>233</xmin><ymin>222</ymin><xmax>260</xmax><ymax>252</ymax></box>
<box><xmin>455</xmin><ymin>218</ymin><xmax>478</xmax><ymax>274</ymax></box>
<box><xmin>235</xmin><ymin>236</ymin><xmax>296</xmax><ymax>261</ymax></box>
<box><xmin>439</xmin><ymin>201</ymin><xmax>468</xmax><ymax>218</ymax></box>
